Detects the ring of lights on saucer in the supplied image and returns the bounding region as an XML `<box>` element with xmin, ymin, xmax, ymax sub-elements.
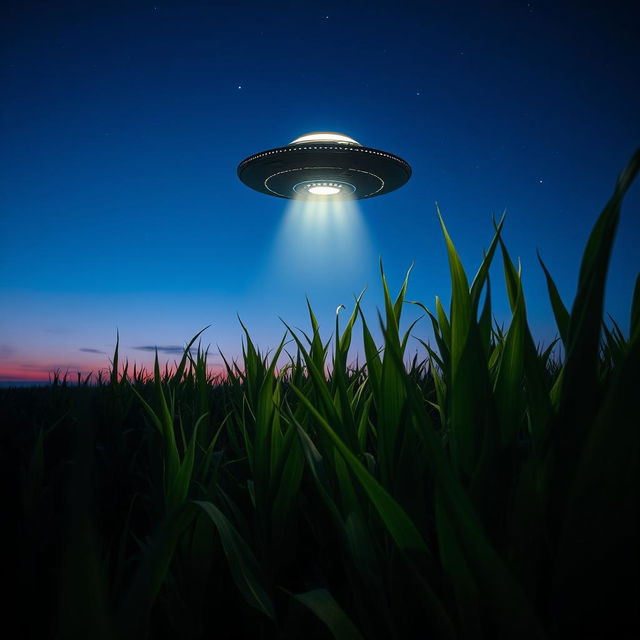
<box><xmin>237</xmin><ymin>132</ymin><xmax>411</xmax><ymax>200</ymax></box>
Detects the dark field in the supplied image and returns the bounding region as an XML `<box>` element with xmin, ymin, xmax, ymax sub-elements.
<box><xmin>2</xmin><ymin>152</ymin><xmax>639</xmax><ymax>639</ymax></box>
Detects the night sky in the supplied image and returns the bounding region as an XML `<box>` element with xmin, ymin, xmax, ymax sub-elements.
<box><xmin>1</xmin><ymin>0</ymin><xmax>639</xmax><ymax>382</ymax></box>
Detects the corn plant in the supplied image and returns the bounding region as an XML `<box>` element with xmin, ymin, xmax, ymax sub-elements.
<box><xmin>2</xmin><ymin>148</ymin><xmax>638</xmax><ymax>639</ymax></box>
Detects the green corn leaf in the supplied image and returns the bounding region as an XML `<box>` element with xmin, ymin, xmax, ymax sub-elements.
<box><xmin>283</xmin><ymin>320</ymin><xmax>355</xmax><ymax>450</ymax></box>
<box><xmin>173</xmin><ymin>326</ymin><xmax>210</xmax><ymax>384</ymax></box>
<box><xmin>493</xmin><ymin>284</ymin><xmax>526</xmax><ymax>446</ymax></box>
<box><xmin>356</xmin><ymin>394</ymin><xmax>373</xmax><ymax>449</ymax></box>
<box><xmin>292</xmin><ymin>588</ymin><xmax>364</xmax><ymax>640</ymax></box>
<box><xmin>436</xmin><ymin>203</ymin><xmax>472</xmax><ymax>368</ymax></box>
<box><xmin>291</xmin><ymin>414</ymin><xmax>344</xmax><ymax>526</ymax></box>
<box><xmin>550</xmin><ymin>148</ymin><xmax>639</xmax><ymax>508</ymax></box>
<box><xmin>333</xmin><ymin>449</ymin><xmax>362</xmax><ymax>517</ymax></box>
<box><xmin>338</xmin><ymin>289</ymin><xmax>367</xmax><ymax>356</ymax></box>
<box><xmin>408</xmin><ymin>301</ymin><xmax>449</xmax><ymax>370</ymax></box>
<box><xmin>537</xmin><ymin>252</ymin><xmax>570</xmax><ymax>346</ymax></box>
<box><xmin>165</xmin><ymin>413</ymin><xmax>206</xmax><ymax>509</ymax></box>
<box><xmin>393</xmin><ymin>261</ymin><xmax>414</xmax><ymax>323</ymax></box>
<box><xmin>400</xmin><ymin>315</ymin><xmax>423</xmax><ymax>354</ymax></box>
<box><xmin>435</xmin><ymin>493</ymin><xmax>482</xmax><ymax>639</ymax></box>
<box><xmin>110</xmin><ymin>329</ymin><xmax>119</xmax><ymax>387</ymax></box>
<box><xmin>342</xmin><ymin>510</ymin><xmax>384</xmax><ymax>592</ymax></box>
<box><xmin>631</xmin><ymin>273</ymin><xmax>640</xmax><ymax>342</ymax></box>
<box><xmin>417</xmin><ymin>337</ymin><xmax>445</xmax><ymax>373</ymax></box>
<box><xmin>522</xmin><ymin>339</ymin><xmax>554</xmax><ymax>450</ymax></box>
<box><xmin>551</xmin><ymin>330</ymin><xmax>640</xmax><ymax>636</ymax></box>
<box><xmin>379</xmin><ymin>259</ymin><xmax>403</xmax><ymax>346</ymax></box>
<box><xmin>116</xmin><ymin>504</ymin><xmax>196</xmax><ymax>638</ymax></box>
<box><xmin>435</xmin><ymin>296</ymin><xmax>452</xmax><ymax>352</ymax></box>
<box><xmin>332</xmin><ymin>302</ymin><xmax>360</xmax><ymax>445</ymax></box>
<box><xmin>477</xmin><ymin>276</ymin><xmax>493</xmax><ymax>358</ymax></box>
<box><xmin>306</xmin><ymin>296</ymin><xmax>329</xmax><ymax>373</ymax></box>
<box><xmin>289</xmin><ymin>382</ymin><xmax>430</xmax><ymax>555</ymax></box>
<box><xmin>541</xmin><ymin>338</ymin><xmax>559</xmax><ymax>363</ymax></box>
<box><xmin>252</xmin><ymin>333</ymin><xmax>287</xmax><ymax>506</ymax></box>
<box><xmin>383</xmin><ymin>335</ymin><xmax>547</xmax><ymax>639</ymax></box>
<box><xmin>377</xmin><ymin>263</ymin><xmax>421</xmax><ymax>488</ymax></box>
<box><xmin>470</xmin><ymin>212</ymin><xmax>505</xmax><ymax>313</ymax></box>
<box><xmin>359</xmin><ymin>309</ymin><xmax>382</xmax><ymax>394</ymax></box>
<box><xmin>376</xmin><ymin>309</ymin><xmax>408</xmax><ymax>488</ymax></box>
<box><xmin>128</xmin><ymin>382</ymin><xmax>163</xmax><ymax>434</ymax></box>
<box><xmin>270</xmin><ymin>424</ymin><xmax>304</xmax><ymax>540</ymax></box>
<box><xmin>437</xmin><ymin>206</ymin><xmax>497</xmax><ymax>479</ymax></box>
<box><xmin>238</xmin><ymin>316</ymin><xmax>261</xmax><ymax>406</ymax></box>
<box><xmin>499</xmin><ymin>238</ymin><xmax>553</xmax><ymax>448</ymax></box>
<box><xmin>154</xmin><ymin>351</ymin><xmax>180</xmax><ymax>492</ymax></box>
<box><xmin>194</xmin><ymin>500</ymin><xmax>276</xmax><ymax>620</ymax></box>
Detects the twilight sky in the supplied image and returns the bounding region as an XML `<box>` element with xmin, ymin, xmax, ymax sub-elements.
<box><xmin>1</xmin><ymin>0</ymin><xmax>639</xmax><ymax>382</ymax></box>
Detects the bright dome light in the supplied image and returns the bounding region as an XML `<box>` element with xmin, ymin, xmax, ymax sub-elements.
<box><xmin>308</xmin><ymin>185</ymin><xmax>341</xmax><ymax>195</ymax></box>
<box><xmin>289</xmin><ymin>132</ymin><xmax>361</xmax><ymax>146</ymax></box>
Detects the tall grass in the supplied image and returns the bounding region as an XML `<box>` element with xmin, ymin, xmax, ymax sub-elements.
<box><xmin>3</xmin><ymin>149</ymin><xmax>638</xmax><ymax>639</ymax></box>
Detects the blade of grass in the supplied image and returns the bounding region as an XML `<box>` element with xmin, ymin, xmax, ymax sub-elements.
<box><xmin>292</xmin><ymin>588</ymin><xmax>364</xmax><ymax>640</ymax></box>
<box><xmin>194</xmin><ymin>500</ymin><xmax>276</xmax><ymax>620</ymax></box>
<box><xmin>537</xmin><ymin>252</ymin><xmax>570</xmax><ymax>346</ymax></box>
<box><xmin>289</xmin><ymin>382</ymin><xmax>429</xmax><ymax>555</ymax></box>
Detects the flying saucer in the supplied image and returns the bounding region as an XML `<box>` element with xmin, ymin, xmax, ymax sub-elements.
<box><xmin>237</xmin><ymin>132</ymin><xmax>411</xmax><ymax>200</ymax></box>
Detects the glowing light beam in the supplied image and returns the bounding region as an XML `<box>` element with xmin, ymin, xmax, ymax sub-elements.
<box><xmin>265</xmin><ymin>193</ymin><xmax>372</xmax><ymax>287</ymax></box>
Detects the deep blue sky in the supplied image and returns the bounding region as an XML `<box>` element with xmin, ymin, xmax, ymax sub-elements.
<box><xmin>1</xmin><ymin>0</ymin><xmax>639</xmax><ymax>380</ymax></box>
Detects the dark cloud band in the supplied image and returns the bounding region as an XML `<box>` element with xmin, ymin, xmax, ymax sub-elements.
<box><xmin>133</xmin><ymin>345</ymin><xmax>196</xmax><ymax>355</ymax></box>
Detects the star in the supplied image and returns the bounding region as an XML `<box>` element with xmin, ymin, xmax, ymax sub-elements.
<box><xmin>237</xmin><ymin>85</ymin><xmax>242</xmax><ymax>89</ymax></box>
<box><xmin>539</xmin><ymin>179</ymin><xmax>543</xmax><ymax>183</ymax></box>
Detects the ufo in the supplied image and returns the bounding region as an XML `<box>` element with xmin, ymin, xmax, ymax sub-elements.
<box><xmin>237</xmin><ymin>132</ymin><xmax>411</xmax><ymax>200</ymax></box>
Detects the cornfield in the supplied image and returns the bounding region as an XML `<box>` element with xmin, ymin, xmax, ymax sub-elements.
<box><xmin>3</xmin><ymin>149</ymin><xmax>638</xmax><ymax>639</ymax></box>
